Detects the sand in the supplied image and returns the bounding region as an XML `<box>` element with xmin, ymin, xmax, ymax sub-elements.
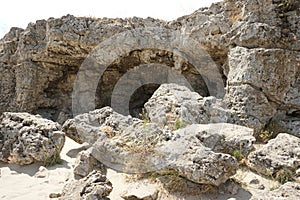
<box><xmin>0</xmin><ymin>137</ymin><xmax>278</xmax><ymax>200</ymax></box>
<box><xmin>0</xmin><ymin>137</ymin><xmax>81</xmax><ymax>200</ymax></box>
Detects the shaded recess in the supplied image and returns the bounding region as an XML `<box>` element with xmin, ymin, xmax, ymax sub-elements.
<box><xmin>95</xmin><ymin>48</ymin><xmax>210</xmax><ymax>117</ymax></box>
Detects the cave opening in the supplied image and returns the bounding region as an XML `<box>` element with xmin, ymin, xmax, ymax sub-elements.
<box><xmin>129</xmin><ymin>83</ymin><xmax>161</xmax><ymax>118</ymax></box>
<box><xmin>95</xmin><ymin>48</ymin><xmax>211</xmax><ymax>118</ymax></box>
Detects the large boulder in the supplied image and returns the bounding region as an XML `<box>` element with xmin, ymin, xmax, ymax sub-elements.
<box><xmin>62</xmin><ymin>106</ymin><xmax>140</xmax><ymax>144</ymax></box>
<box><xmin>144</xmin><ymin>83</ymin><xmax>229</xmax><ymax>129</ymax></box>
<box><xmin>247</xmin><ymin>133</ymin><xmax>300</xmax><ymax>176</ymax></box>
<box><xmin>251</xmin><ymin>182</ymin><xmax>300</xmax><ymax>200</ymax></box>
<box><xmin>0</xmin><ymin>112</ymin><xmax>65</xmax><ymax>165</ymax></box>
<box><xmin>88</xmin><ymin>109</ymin><xmax>255</xmax><ymax>186</ymax></box>
<box><xmin>225</xmin><ymin>47</ymin><xmax>299</xmax><ymax>134</ymax></box>
<box><xmin>60</xmin><ymin>170</ymin><xmax>112</xmax><ymax>200</ymax></box>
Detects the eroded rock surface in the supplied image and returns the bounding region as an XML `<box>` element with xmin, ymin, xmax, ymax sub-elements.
<box><xmin>247</xmin><ymin>133</ymin><xmax>300</xmax><ymax>176</ymax></box>
<box><xmin>145</xmin><ymin>83</ymin><xmax>229</xmax><ymax>129</ymax></box>
<box><xmin>0</xmin><ymin>112</ymin><xmax>65</xmax><ymax>165</ymax></box>
<box><xmin>251</xmin><ymin>182</ymin><xmax>300</xmax><ymax>200</ymax></box>
<box><xmin>0</xmin><ymin>0</ymin><xmax>298</xmax><ymax>134</ymax></box>
<box><xmin>73</xmin><ymin>148</ymin><xmax>106</xmax><ymax>179</ymax></box>
<box><xmin>60</xmin><ymin>170</ymin><xmax>112</xmax><ymax>200</ymax></box>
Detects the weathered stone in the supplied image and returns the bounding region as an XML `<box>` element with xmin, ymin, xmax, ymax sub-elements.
<box><xmin>60</xmin><ymin>170</ymin><xmax>112</xmax><ymax>200</ymax></box>
<box><xmin>247</xmin><ymin>133</ymin><xmax>300</xmax><ymax>176</ymax></box>
<box><xmin>0</xmin><ymin>0</ymin><xmax>299</xmax><ymax>135</ymax></box>
<box><xmin>0</xmin><ymin>112</ymin><xmax>65</xmax><ymax>165</ymax></box>
<box><xmin>89</xmin><ymin>108</ymin><xmax>255</xmax><ymax>186</ymax></box>
<box><xmin>121</xmin><ymin>182</ymin><xmax>158</xmax><ymax>200</ymax></box>
<box><xmin>145</xmin><ymin>83</ymin><xmax>229</xmax><ymax>129</ymax></box>
<box><xmin>251</xmin><ymin>182</ymin><xmax>300</xmax><ymax>200</ymax></box>
<box><xmin>34</xmin><ymin>166</ymin><xmax>49</xmax><ymax>178</ymax></box>
<box><xmin>227</xmin><ymin>47</ymin><xmax>299</xmax><ymax>109</ymax></box>
<box><xmin>73</xmin><ymin>148</ymin><xmax>105</xmax><ymax>179</ymax></box>
<box><xmin>225</xmin><ymin>84</ymin><xmax>276</xmax><ymax>134</ymax></box>
<box><xmin>62</xmin><ymin>106</ymin><xmax>140</xmax><ymax>144</ymax></box>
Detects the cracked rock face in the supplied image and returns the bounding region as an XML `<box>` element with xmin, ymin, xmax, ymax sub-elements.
<box><xmin>0</xmin><ymin>112</ymin><xmax>65</xmax><ymax>165</ymax></box>
<box><xmin>0</xmin><ymin>0</ymin><xmax>299</xmax><ymax>138</ymax></box>
<box><xmin>60</xmin><ymin>170</ymin><xmax>112</xmax><ymax>200</ymax></box>
<box><xmin>144</xmin><ymin>83</ymin><xmax>229</xmax><ymax>129</ymax></box>
<box><xmin>251</xmin><ymin>182</ymin><xmax>300</xmax><ymax>200</ymax></box>
<box><xmin>247</xmin><ymin>133</ymin><xmax>300</xmax><ymax>176</ymax></box>
<box><xmin>62</xmin><ymin>102</ymin><xmax>255</xmax><ymax>186</ymax></box>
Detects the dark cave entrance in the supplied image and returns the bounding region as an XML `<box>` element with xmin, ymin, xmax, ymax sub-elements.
<box><xmin>95</xmin><ymin>48</ymin><xmax>210</xmax><ymax>118</ymax></box>
<box><xmin>129</xmin><ymin>83</ymin><xmax>161</xmax><ymax>117</ymax></box>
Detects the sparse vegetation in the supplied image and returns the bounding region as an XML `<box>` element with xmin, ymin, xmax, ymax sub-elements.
<box><xmin>274</xmin><ymin>167</ymin><xmax>295</xmax><ymax>184</ymax></box>
<box><xmin>44</xmin><ymin>150</ymin><xmax>63</xmax><ymax>167</ymax></box>
<box><xmin>258</xmin><ymin>121</ymin><xmax>288</xmax><ymax>143</ymax></box>
<box><xmin>42</xmin><ymin>142</ymin><xmax>63</xmax><ymax>167</ymax></box>
<box><xmin>139</xmin><ymin>108</ymin><xmax>150</xmax><ymax>124</ymax></box>
<box><xmin>232</xmin><ymin>149</ymin><xmax>244</xmax><ymax>161</ymax></box>
<box><xmin>173</xmin><ymin>119</ymin><xmax>188</xmax><ymax>130</ymax></box>
<box><xmin>276</xmin><ymin>0</ymin><xmax>297</xmax><ymax>12</ymax></box>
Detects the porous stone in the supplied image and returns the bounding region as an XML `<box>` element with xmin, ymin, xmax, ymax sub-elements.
<box><xmin>62</xmin><ymin>106</ymin><xmax>140</xmax><ymax>144</ymax></box>
<box><xmin>251</xmin><ymin>182</ymin><xmax>300</xmax><ymax>200</ymax></box>
<box><xmin>247</xmin><ymin>133</ymin><xmax>300</xmax><ymax>176</ymax></box>
<box><xmin>144</xmin><ymin>83</ymin><xmax>229</xmax><ymax>129</ymax></box>
<box><xmin>87</xmin><ymin>107</ymin><xmax>255</xmax><ymax>186</ymax></box>
<box><xmin>73</xmin><ymin>148</ymin><xmax>105</xmax><ymax>179</ymax></box>
<box><xmin>60</xmin><ymin>170</ymin><xmax>112</xmax><ymax>200</ymax></box>
<box><xmin>0</xmin><ymin>112</ymin><xmax>65</xmax><ymax>165</ymax></box>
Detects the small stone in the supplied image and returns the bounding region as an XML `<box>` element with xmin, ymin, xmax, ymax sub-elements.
<box><xmin>34</xmin><ymin>166</ymin><xmax>48</xmax><ymax>178</ymax></box>
<box><xmin>49</xmin><ymin>193</ymin><xmax>62</xmax><ymax>198</ymax></box>
<box><xmin>249</xmin><ymin>178</ymin><xmax>260</xmax><ymax>185</ymax></box>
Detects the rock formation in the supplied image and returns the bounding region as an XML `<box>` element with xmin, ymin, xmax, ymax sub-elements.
<box><xmin>0</xmin><ymin>112</ymin><xmax>65</xmax><ymax>165</ymax></box>
<box><xmin>0</xmin><ymin>0</ymin><xmax>298</xmax><ymax>136</ymax></box>
<box><xmin>60</xmin><ymin>170</ymin><xmax>112</xmax><ymax>200</ymax></box>
<box><xmin>62</xmin><ymin>85</ymin><xmax>256</xmax><ymax>187</ymax></box>
<box><xmin>0</xmin><ymin>0</ymin><xmax>299</xmax><ymax>199</ymax></box>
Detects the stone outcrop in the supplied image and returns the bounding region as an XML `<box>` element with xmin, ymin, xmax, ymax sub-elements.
<box><xmin>247</xmin><ymin>133</ymin><xmax>300</xmax><ymax>176</ymax></box>
<box><xmin>0</xmin><ymin>0</ymin><xmax>298</xmax><ymax>135</ymax></box>
<box><xmin>73</xmin><ymin>148</ymin><xmax>105</xmax><ymax>179</ymax></box>
<box><xmin>62</xmin><ymin>106</ymin><xmax>140</xmax><ymax>144</ymax></box>
<box><xmin>60</xmin><ymin>170</ymin><xmax>112</xmax><ymax>200</ymax></box>
<box><xmin>0</xmin><ymin>112</ymin><xmax>65</xmax><ymax>165</ymax></box>
<box><xmin>144</xmin><ymin>83</ymin><xmax>228</xmax><ymax>129</ymax></box>
<box><xmin>251</xmin><ymin>182</ymin><xmax>300</xmax><ymax>200</ymax></box>
<box><xmin>62</xmin><ymin>104</ymin><xmax>255</xmax><ymax>186</ymax></box>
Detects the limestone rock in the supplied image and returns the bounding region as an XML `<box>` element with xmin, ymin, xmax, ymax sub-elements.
<box><xmin>144</xmin><ymin>83</ymin><xmax>229</xmax><ymax>129</ymax></box>
<box><xmin>251</xmin><ymin>182</ymin><xmax>300</xmax><ymax>200</ymax></box>
<box><xmin>62</xmin><ymin>106</ymin><xmax>140</xmax><ymax>144</ymax></box>
<box><xmin>0</xmin><ymin>112</ymin><xmax>65</xmax><ymax>165</ymax></box>
<box><xmin>0</xmin><ymin>0</ymin><xmax>299</xmax><ymax>136</ymax></box>
<box><xmin>89</xmin><ymin>107</ymin><xmax>255</xmax><ymax>186</ymax></box>
<box><xmin>73</xmin><ymin>148</ymin><xmax>105</xmax><ymax>179</ymax></box>
<box><xmin>247</xmin><ymin>133</ymin><xmax>300</xmax><ymax>176</ymax></box>
<box><xmin>34</xmin><ymin>166</ymin><xmax>49</xmax><ymax>178</ymax></box>
<box><xmin>60</xmin><ymin>170</ymin><xmax>112</xmax><ymax>200</ymax></box>
<box><xmin>121</xmin><ymin>181</ymin><xmax>158</xmax><ymax>200</ymax></box>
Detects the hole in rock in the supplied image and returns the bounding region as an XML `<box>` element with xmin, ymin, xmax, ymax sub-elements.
<box><xmin>95</xmin><ymin>48</ymin><xmax>211</xmax><ymax>117</ymax></box>
<box><xmin>129</xmin><ymin>83</ymin><xmax>160</xmax><ymax>118</ymax></box>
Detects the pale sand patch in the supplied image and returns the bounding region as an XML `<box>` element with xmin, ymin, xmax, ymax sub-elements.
<box><xmin>0</xmin><ymin>137</ymin><xmax>81</xmax><ymax>200</ymax></box>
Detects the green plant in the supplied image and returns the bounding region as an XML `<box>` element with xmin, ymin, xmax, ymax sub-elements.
<box><xmin>173</xmin><ymin>119</ymin><xmax>188</xmax><ymax>130</ymax></box>
<box><xmin>258</xmin><ymin>121</ymin><xmax>287</xmax><ymax>143</ymax></box>
<box><xmin>274</xmin><ymin>167</ymin><xmax>295</xmax><ymax>184</ymax></box>
<box><xmin>139</xmin><ymin>108</ymin><xmax>150</xmax><ymax>124</ymax></box>
<box><xmin>232</xmin><ymin>149</ymin><xmax>244</xmax><ymax>161</ymax></box>
<box><xmin>44</xmin><ymin>150</ymin><xmax>63</xmax><ymax>167</ymax></box>
<box><xmin>277</xmin><ymin>0</ymin><xmax>296</xmax><ymax>12</ymax></box>
<box><xmin>270</xmin><ymin>185</ymin><xmax>280</xmax><ymax>191</ymax></box>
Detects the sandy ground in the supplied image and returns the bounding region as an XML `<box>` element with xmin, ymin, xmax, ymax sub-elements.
<box><xmin>0</xmin><ymin>137</ymin><xmax>278</xmax><ymax>200</ymax></box>
<box><xmin>0</xmin><ymin>137</ymin><xmax>81</xmax><ymax>200</ymax></box>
